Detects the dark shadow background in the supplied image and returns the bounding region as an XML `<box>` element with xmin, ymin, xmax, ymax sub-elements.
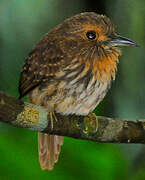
<box><xmin>0</xmin><ymin>0</ymin><xmax>145</xmax><ymax>179</ymax></box>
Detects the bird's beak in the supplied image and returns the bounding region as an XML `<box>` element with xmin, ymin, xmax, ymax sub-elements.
<box><xmin>105</xmin><ymin>36</ymin><xmax>138</xmax><ymax>47</ymax></box>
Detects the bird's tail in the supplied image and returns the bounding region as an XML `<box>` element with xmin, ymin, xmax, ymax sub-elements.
<box><xmin>38</xmin><ymin>132</ymin><xmax>64</xmax><ymax>170</ymax></box>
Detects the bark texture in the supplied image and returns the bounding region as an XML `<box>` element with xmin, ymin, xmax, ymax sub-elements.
<box><xmin>0</xmin><ymin>91</ymin><xmax>145</xmax><ymax>144</ymax></box>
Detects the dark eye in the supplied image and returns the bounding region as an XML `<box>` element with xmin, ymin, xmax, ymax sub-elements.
<box><xmin>86</xmin><ymin>31</ymin><xmax>96</xmax><ymax>40</ymax></box>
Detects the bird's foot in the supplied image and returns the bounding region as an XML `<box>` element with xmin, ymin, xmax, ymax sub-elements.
<box><xmin>83</xmin><ymin>113</ymin><xmax>98</xmax><ymax>134</ymax></box>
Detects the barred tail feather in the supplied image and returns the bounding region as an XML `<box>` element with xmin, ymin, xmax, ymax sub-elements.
<box><xmin>38</xmin><ymin>132</ymin><xmax>64</xmax><ymax>170</ymax></box>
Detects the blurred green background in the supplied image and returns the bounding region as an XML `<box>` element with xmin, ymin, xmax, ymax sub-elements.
<box><xmin>0</xmin><ymin>0</ymin><xmax>145</xmax><ymax>179</ymax></box>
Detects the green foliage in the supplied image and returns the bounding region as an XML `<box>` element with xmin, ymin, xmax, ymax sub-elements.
<box><xmin>0</xmin><ymin>128</ymin><xmax>129</xmax><ymax>180</ymax></box>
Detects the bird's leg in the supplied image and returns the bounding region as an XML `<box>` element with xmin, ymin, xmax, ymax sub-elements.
<box><xmin>49</xmin><ymin>112</ymin><xmax>58</xmax><ymax>130</ymax></box>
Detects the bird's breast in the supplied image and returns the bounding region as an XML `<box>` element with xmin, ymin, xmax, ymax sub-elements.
<box><xmin>54</xmin><ymin>77</ymin><xmax>111</xmax><ymax>115</ymax></box>
<box><xmin>53</xmin><ymin>51</ymin><xmax>120</xmax><ymax>115</ymax></box>
<box><xmin>30</xmin><ymin>50</ymin><xmax>119</xmax><ymax>115</ymax></box>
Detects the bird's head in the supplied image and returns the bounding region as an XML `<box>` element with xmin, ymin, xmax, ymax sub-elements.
<box><xmin>50</xmin><ymin>12</ymin><xmax>137</xmax><ymax>57</ymax></box>
<box><xmin>48</xmin><ymin>12</ymin><xmax>138</xmax><ymax>81</ymax></box>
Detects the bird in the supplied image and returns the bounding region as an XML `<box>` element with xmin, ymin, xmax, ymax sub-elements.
<box><xmin>19</xmin><ymin>12</ymin><xmax>138</xmax><ymax>170</ymax></box>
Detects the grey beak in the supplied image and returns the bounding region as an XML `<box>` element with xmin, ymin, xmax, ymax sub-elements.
<box><xmin>105</xmin><ymin>36</ymin><xmax>139</xmax><ymax>47</ymax></box>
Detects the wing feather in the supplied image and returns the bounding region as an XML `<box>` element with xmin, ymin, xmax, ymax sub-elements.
<box><xmin>19</xmin><ymin>39</ymin><xmax>64</xmax><ymax>98</ymax></box>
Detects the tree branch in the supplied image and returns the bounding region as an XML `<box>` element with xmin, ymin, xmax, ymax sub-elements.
<box><xmin>0</xmin><ymin>91</ymin><xmax>145</xmax><ymax>144</ymax></box>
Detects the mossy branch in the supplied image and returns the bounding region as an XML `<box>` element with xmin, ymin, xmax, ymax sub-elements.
<box><xmin>0</xmin><ymin>91</ymin><xmax>145</xmax><ymax>144</ymax></box>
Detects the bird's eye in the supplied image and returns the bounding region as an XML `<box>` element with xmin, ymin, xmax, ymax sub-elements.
<box><xmin>86</xmin><ymin>31</ymin><xmax>96</xmax><ymax>40</ymax></box>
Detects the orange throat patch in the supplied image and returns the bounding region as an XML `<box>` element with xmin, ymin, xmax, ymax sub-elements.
<box><xmin>92</xmin><ymin>48</ymin><xmax>121</xmax><ymax>82</ymax></box>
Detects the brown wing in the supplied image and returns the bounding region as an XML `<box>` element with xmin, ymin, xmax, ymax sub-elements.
<box><xmin>19</xmin><ymin>38</ymin><xmax>64</xmax><ymax>98</ymax></box>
